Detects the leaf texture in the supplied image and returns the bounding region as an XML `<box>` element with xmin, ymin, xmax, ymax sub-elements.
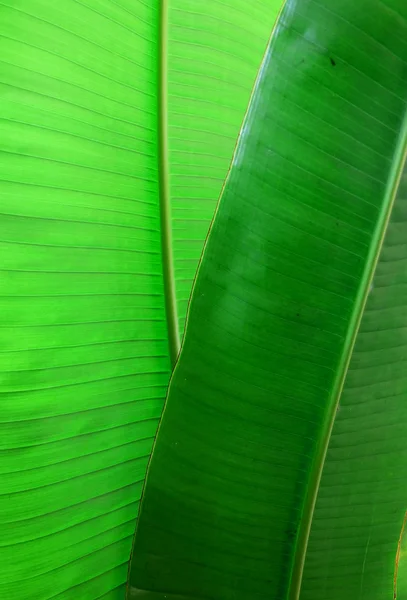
<box><xmin>0</xmin><ymin>0</ymin><xmax>280</xmax><ymax>598</ymax></box>
<box><xmin>301</xmin><ymin>171</ymin><xmax>407</xmax><ymax>599</ymax></box>
<box><xmin>127</xmin><ymin>1</ymin><xmax>407</xmax><ymax>599</ymax></box>
<box><xmin>167</xmin><ymin>0</ymin><xmax>283</xmax><ymax>333</ymax></box>
<box><xmin>0</xmin><ymin>1</ymin><xmax>166</xmax><ymax>599</ymax></box>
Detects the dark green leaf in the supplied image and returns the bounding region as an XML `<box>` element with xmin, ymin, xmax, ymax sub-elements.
<box><xmin>127</xmin><ymin>1</ymin><xmax>407</xmax><ymax>599</ymax></box>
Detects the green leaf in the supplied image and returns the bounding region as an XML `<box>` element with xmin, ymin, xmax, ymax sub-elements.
<box><xmin>301</xmin><ymin>171</ymin><xmax>407</xmax><ymax>599</ymax></box>
<box><xmin>127</xmin><ymin>1</ymin><xmax>407</xmax><ymax>599</ymax></box>
<box><xmin>0</xmin><ymin>0</ymin><xmax>280</xmax><ymax>598</ymax></box>
<box><xmin>167</xmin><ymin>0</ymin><xmax>285</xmax><ymax>335</ymax></box>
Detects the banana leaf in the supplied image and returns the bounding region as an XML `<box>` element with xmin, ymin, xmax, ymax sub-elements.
<box><xmin>127</xmin><ymin>1</ymin><xmax>407</xmax><ymax>599</ymax></box>
<box><xmin>0</xmin><ymin>0</ymin><xmax>281</xmax><ymax>598</ymax></box>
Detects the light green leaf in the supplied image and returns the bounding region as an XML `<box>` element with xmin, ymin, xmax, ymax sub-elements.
<box><xmin>167</xmin><ymin>0</ymin><xmax>283</xmax><ymax>334</ymax></box>
<box><xmin>127</xmin><ymin>1</ymin><xmax>407</xmax><ymax>599</ymax></box>
<box><xmin>0</xmin><ymin>0</ymin><xmax>280</xmax><ymax>598</ymax></box>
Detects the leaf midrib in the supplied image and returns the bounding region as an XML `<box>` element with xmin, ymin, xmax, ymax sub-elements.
<box><xmin>158</xmin><ymin>0</ymin><xmax>180</xmax><ymax>366</ymax></box>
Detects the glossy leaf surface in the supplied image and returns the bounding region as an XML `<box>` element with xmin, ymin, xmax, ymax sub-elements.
<box><xmin>0</xmin><ymin>0</ymin><xmax>280</xmax><ymax>598</ymax></box>
<box><xmin>128</xmin><ymin>1</ymin><xmax>407</xmax><ymax>599</ymax></box>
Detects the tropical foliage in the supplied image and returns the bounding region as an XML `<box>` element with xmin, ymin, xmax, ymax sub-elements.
<box><xmin>2</xmin><ymin>1</ymin><xmax>407</xmax><ymax>600</ymax></box>
<box><xmin>0</xmin><ymin>0</ymin><xmax>280</xmax><ymax>598</ymax></box>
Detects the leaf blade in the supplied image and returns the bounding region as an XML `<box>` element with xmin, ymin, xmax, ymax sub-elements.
<box><xmin>301</xmin><ymin>171</ymin><xmax>407</xmax><ymax>600</ymax></box>
<box><xmin>128</xmin><ymin>1</ymin><xmax>407</xmax><ymax>599</ymax></box>
<box><xmin>0</xmin><ymin>0</ymin><xmax>281</xmax><ymax>597</ymax></box>
<box><xmin>0</xmin><ymin>1</ymin><xmax>166</xmax><ymax>598</ymax></box>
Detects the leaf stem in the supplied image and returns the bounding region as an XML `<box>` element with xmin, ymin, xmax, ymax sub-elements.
<box><xmin>158</xmin><ymin>0</ymin><xmax>180</xmax><ymax>366</ymax></box>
